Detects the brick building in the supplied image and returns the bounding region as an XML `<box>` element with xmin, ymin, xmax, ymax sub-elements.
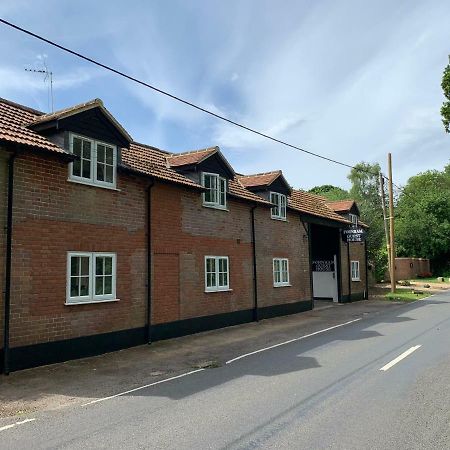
<box><xmin>0</xmin><ymin>97</ymin><xmax>368</xmax><ymax>373</ymax></box>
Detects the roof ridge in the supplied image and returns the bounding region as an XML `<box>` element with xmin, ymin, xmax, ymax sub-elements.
<box><xmin>325</xmin><ymin>199</ymin><xmax>355</xmax><ymax>204</ymax></box>
<box><xmin>238</xmin><ymin>170</ymin><xmax>282</xmax><ymax>178</ymax></box>
<box><xmin>169</xmin><ymin>146</ymin><xmax>218</xmax><ymax>157</ymax></box>
<box><xmin>29</xmin><ymin>98</ymin><xmax>102</xmax><ymax>124</ymax></box>
<box><xmin>0</xmin><ymin>97</ymin><xmax>44</xmax><ymax>116</ymax></box>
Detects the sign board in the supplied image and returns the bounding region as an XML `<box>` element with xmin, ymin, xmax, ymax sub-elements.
<box><xmin>342</xmin><ymin>227</ymin><xmax>366</xmax><ymax>243</ymax></box>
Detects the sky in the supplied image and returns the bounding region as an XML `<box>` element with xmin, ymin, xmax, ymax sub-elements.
<box><xmin>1</xmin><ymin>0</ymin><xmax>449</xmax><ymax>190</ymax></box>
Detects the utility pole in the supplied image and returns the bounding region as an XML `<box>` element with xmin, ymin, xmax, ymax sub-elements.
<box><xmin>387</xmin><ymin>153</ymin><xmax>396</xmax><ymax>293</ymax></box>
<box><xmin>379</xmin><ymin>172</ymin><xmax>391</xmax><ymax>273</ymax></box>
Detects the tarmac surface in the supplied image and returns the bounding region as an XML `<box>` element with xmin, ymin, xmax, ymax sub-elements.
<box><xmin>1</xmin><ymin>291</ymin><xmax>450</xmax><ymax>448</ymax></box>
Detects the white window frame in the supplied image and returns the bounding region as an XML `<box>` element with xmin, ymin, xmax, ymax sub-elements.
<box><xmin>351</xmin><ymin>260</ymin><xmax>360</xmax><ymax>281</ymax></box>
<box><xmin>69</xmin><ymin>133</ymin><xmax>117</xmax><ymax>189</ymax></box>
<box><xmin>349</xmin><ymin>213</ymin><xmax>358</xmax><ymax>226</ymax></box>
<box><xmin>201</xmin><ymin>172</ymin><xmax>227</xmax><ymax>209</ymax></box>
<box><xmin>270</xmin><ymin>192</ymin><xmax>287</xmax><ymax>220</ymax></box>
<box><xmin>273</xmin><ymin>258</ymin><xmax>290</xmax><ymax>287</ymax></box>
<box><xmin>205</xmin><ymin>256</ymin><xmax>230</xmax><ymax>292</ymax></box>
<box><xmin>66</xmin><ymin>252</ymin><xmax>117</xmax><ymax>304</ymax></box>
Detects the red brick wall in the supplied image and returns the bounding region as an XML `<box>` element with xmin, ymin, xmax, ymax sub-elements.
<box><xmin>340</xmin><ymin>240</ymin><xmax>367</xmax><ymax>297</ymax></box>
<box><xmin>395</xmin><ymin>258</ymin><xmax>430</xmax><ymax>280</ymax></box>
<box><xmin>151</xmin><ymin>183</ymin><xmax>254</xmax><ymax>323</ymax></box>
<box><xmin>0</xmin><ymin>150</ymin><xmax>9</xmax><ymax>350</ymax></box>
<box><xmin>8</xmin><ymin>151</ymin><xmax>148</xmax><ymax>348</ymax></box>
<box><xmin>254</xmin><ymin>208</ymin><xmax>311</xmax><ymax>307</ymax></box>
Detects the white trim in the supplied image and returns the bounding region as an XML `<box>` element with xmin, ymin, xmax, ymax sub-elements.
<box><xmin>68</xmin><ymin>133</ymin><xmax>117</xmax><ymax>189</ymax></box>
<box><xmin>273</xmin><ymin>258</ymin><xmax>290</xmax><ymax>287</ymax></box>
<box><xmin>270</xmin><ymin>192</ymin><xmax>287</xmax><ymax>220</ymax></box>
<box><xmin>66</xmin><ymin>252</ymin><xmax>117</xmax><ymax>305</ymax></box>
<box><xmin>351</xmin><ymin>260</ymin><xmax>360</xmax><ymax>281</ymax></box>
<box><xmin>201</xmin><ymin>172</ymin><xmax>227</xmax><ymax>209</ymax></box>
<box><xmin>205</xmin><ymin>255</ymin><xmax>230</xmax><ymax>292</ymax></box>
<box><xmin>349</xmin><ymin>213</ymin><xmax>358</xmax><ymax>226</ymax></box>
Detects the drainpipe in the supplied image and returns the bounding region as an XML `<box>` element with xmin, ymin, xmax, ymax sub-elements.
<box><xmin>3</xmin><ymin>151</ymin><xmax>16</xmax><ymax>375</ymax></box>
<box><xmin>146</xmin><ymin>180</ymin><xmax>154</xmax><ymax>344</ymax></box>
<box><xmin>307</xmin><ymin>223</ymin><xmax>314</xmax><ymax>309</ymax></box>
<box><xmin>250</xmin><ymin>205</ymin><xmax>258</xmax><ymax>322</ymax></box>
<box><xmin>364</xmin><ymin>241</ymin><xmax>369</xmax><ymax>299</ymax></box>
<box><xmin>347</xmin><ymin>241</ymin><xmax>352</xmax><ymax>302</ymax></box>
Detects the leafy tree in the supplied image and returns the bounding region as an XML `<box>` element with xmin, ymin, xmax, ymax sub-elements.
<box><xmin>442</xmin><ymin>58</ymin><xmax>450</xmax><ymax>133</ymax></box>
<box><xmin>396</xmin><ymin>164</ymin><xmax>450</xmax><ymax>275</ymax></box>
<box><xmin>308</xmin><ymin>184</ymin><xmax>349</xmax><ymax>201</ymax></box>
<box><xmin>348</xmin><ymin>162</ymin><xmax>386</xmax><ymax>281</ymax></box>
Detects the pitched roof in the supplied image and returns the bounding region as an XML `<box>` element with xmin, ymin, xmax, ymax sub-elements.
<box><xmin>325</xmin><ymin>200</ymin><xmax>356</xmax><ymax>213</ymax></box>
<box><xmin>289</xmin><ymin>190</ymin><xmax>351</xmax><ymax>225</ymax></box>
<box><xmin>166</xmin><ymin>147</ymin><xmax>217</xmax><ymax>167</ymax></box>
<box><xmin>121</xmin><ymin>143</ymin><xmax>202</xmax><ymax>189</ymax></box>
<box><xmin>228</xmin><ymin>178</ymin><xmax>272</xmax><ymax>205</ymax></box>
<box><xmin>28</xmin><ymin>98</ymin><xmax>133</xmax><ymax>143</ymax></box>
<box><xmin>0</xmin><ymin>98</ymin><xmax>69</xmax><ymax>154</ymax></box>
<box><xmin>237</xmin><ymin>171</ymin><xmax>283</xmax><ymax>188</ymax></box>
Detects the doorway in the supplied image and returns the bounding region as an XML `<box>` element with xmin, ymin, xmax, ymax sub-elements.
<box><xmin>311</xmin><ymin>224</ymin><xmax>341</xmax><ymax>302</ymax></box>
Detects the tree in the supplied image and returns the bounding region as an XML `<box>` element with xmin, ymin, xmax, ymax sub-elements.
<box><xmin>442</xmin><ymin>58</ymin><xmax>450</xmax><ymax>133</ymax></box>
<box><xmin>396</xmin><ymin>164</ymin><xmax>450</xmax><ymax>275</ymax></box>
<box><xmin>348</xmin><ymin>162</ymin><xmax>386</xmax><ymax>281</ymax></box>
<box><xmin>308</xmin><ymin>184</ymin><xmax>349</xmax><ymax>201</ymax></box>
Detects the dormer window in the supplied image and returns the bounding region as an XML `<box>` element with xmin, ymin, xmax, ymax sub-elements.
<box><xmin>349</xmin><ymin>213</ymin><xmax>358</xmax><ymax>226</ymax></box>
<box><xmin>202</xmin><ymin>172</ymin><xmax>227</xmax><ymax>209</ymax></box>
<box><xmin>69</xmin><ymin>133</ymin><xmax>117</xmax><ymax>188</ymax></box>
<box><xmin>270</xmin><ymin>192</ymin><xmax>287</xmax><ymax>220</ymax></box>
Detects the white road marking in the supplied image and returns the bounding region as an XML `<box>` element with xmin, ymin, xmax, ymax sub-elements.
<box><xmin>380</xmin><ymin>345</ymin><xmax>422</xmax><ymax>371</ymax></box>
<box><xmin>0</xmin><ymin>418</ymin><xmax>36</xmax><ymax>433</ymax></box>
<box><xmin>226</xmin><ymin>318</ymin><xmax>362</xmax><ymax>364</ymax></box>
<box><xmin>82</xmin><ymin>368</ymin><xmax>205</xmax><ymax>406</ymax></box>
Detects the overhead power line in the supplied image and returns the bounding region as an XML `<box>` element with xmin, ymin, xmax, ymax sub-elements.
<box><xmin>0</xmin><ymin>17</ymin><xmax>383</xmax><ymax>177</ymax></box>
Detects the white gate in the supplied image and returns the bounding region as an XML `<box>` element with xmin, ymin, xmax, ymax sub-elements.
<box><xmin>312</xmin><ymin>255</ymin><xmax>338</xmax><ymax>302</ymax></box>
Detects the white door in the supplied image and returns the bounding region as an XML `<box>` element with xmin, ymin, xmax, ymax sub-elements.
<box><xmin>312</xmin><ymin>255</ymin><xmax>338</xmax><ymax>302</ymax></box>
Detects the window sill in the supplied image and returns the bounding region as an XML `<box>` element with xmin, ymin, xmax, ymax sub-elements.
<box><xmin>67</xmin><ymin>178</ymin><xmax>121</xmax><ymax>191</ymax></box>
<box><xmin>351</xmin><ymin>279</ymin><xmax>361</xmax><ymax>282</ymax></box>
<box><xmin>202</xmin><ymin>203</ymin><xmax>229</xmax><ymax>211</ymax></box>
<box><xmin>271</xmin><ymin>216</ymin><xmax>287</xmax><ymax>222</ymax></box>
<box><xmin>274</xmin><ymin>284</ymin><xmax>292</xmax><ymax>288</ymax></box>
<box><xmin>204</xmin><ymin>289</ymin><xmax>233</xmax><ymax>293</ymax></box>
<box><xmin>65</xmin><ymin>298</ymin><xmax>120</xmax><ymax>306</ymax></box>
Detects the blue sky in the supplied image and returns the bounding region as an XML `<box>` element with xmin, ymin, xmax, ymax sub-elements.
<box><xmin>1</xmin><ymin>0</ymin><xmax>449</xmax><ymax>189</ymax></box>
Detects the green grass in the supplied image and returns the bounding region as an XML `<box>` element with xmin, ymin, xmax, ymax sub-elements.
<box><xmin>410</xmin><ymin>277</ymin><xmax>448</xmax><ymax>283</ymax></box>
<box><xmin>385</xmin><ymin>290</ymin><xmax>430</xmax><ymax>302</ymax></box>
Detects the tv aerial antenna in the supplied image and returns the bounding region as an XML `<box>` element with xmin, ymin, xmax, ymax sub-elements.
<box><xmin>25</xmin><ymin>61</ymin><xmax>54</xmax><ymax>112</ymax></box>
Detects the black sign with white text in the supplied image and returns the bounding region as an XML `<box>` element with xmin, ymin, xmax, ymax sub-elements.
<box><xmin>342</xmin><ymin>227</ymin><xmax>366</xmax><ymax>243</ymax></box>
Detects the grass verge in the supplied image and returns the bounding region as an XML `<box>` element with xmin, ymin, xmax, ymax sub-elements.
<box><xmin>385</xmin><ymin>290</ymin><xmax>429</xmax><ymax>302</ymax></box>
<box><xmin>411</xmin><ymin>277</ymin><xmax>448</xmax><ymax>283</ymax></box>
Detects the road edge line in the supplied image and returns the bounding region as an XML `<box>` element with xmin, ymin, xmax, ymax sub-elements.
<box><xmin>226</xmin><ymin>318</ymin><xmax>362</xmax><ymax>364</ymax></box>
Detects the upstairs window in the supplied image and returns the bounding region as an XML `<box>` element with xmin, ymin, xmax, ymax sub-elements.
<box><xmin>349</xmin><ymin>213</ymin><xmax>358</xmax><ymax>226</ymax></box>
<box><xmin>202</xmin><ymin>172</ymin><xmax>227</xmax><ymax>209</ymax></box>
<box><xmin>205</xmin><ymin>256</ymin><xmax>230</xmax><ymax>292</ymax></box>
<box><xmin>70</xmin><ymin>134</ymin><xmax>117</xmax><ymax>188</ymax></box>
<box><xmin>273</xmin><ymin>258</ymin><xmax>290</xmax><ymax>287</ymax></box>
<box><xmin>351</xmin><ymin>260</ymin><xmax>360</xmax><ymax>281</ymax></box>
<box><xmin>270</xmin><ymin>192</ymin><xmax>287</xmax><ymax>220</ymax></box>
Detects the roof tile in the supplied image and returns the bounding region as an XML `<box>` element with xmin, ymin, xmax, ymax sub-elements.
<box><xmin>0</xmin><ymin>99</ymin><xmax>68</xmax><ymax>154</ymax></box>
<box><xmin>237</xmin><ymin>171</ymin><xmax>282</xmax><ymax>188</ymax></box>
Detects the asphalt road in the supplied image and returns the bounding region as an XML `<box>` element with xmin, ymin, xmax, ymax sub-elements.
<box><xmin>1</xmin><ymin>291</ymin><xmax>450</xmax><ymax>449</ymax></box>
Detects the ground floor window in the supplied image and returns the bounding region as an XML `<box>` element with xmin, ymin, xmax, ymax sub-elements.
<box><xmin>273</xmin><ymin>258</ymin><xmax>290</xmax><ymax>286</ymax></box>
<box><xmin>351</xmin><ymin>260</ymin><xmax>360</xmax><ymax>281</ymax></box>
<box><xmin>67</xmin><ymin>252</ymin><xmax>116</xmax><ymax>304</ymax></box>
<box><xmin>205</xmin><ymin>256</ymin><xmax>229</xmax><ymax>291</ymax></box>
